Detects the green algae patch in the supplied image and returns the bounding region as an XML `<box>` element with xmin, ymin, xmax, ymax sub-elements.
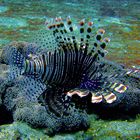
<box><xmin>85</xmin><ymin>115</ymin><xmax>140</xmax><ymax>140</ymax></box>
<box><xmin>0</xmin><ymin>122</ymin><xmax>49</xmax><ymax>140</ymax></box>
<box><xmin>0</xmin><ymin>115</ymin><xmax>140</xmax><ymax>140</ymax></box>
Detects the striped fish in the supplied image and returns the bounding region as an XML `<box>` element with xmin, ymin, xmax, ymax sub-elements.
<box><xmin>2</xmin><ymin>17</ymin><xmax>127</xmax><ymax>102</ymax></box>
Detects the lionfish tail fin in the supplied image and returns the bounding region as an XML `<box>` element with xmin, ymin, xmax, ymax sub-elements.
<box><xmin>2</xmin><ymin>45</ymin><xmax>25</xmax><ymax>81</ymax></box>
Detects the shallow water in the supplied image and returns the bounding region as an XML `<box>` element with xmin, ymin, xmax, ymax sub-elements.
<box><xmin>0</xmin><ymin>0</ymin><xmax>140</xmax><ymax>66</ymax></box>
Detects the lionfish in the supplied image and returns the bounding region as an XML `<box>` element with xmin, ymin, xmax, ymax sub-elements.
<box><xmin>2</xmin><ymin>17</ymin><xmax>128</xmax><ymax>107</ymax></box>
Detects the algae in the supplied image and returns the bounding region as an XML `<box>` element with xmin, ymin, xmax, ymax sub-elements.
<box><xmin>0</xmin><ymin>115</ymin><xmax>140</xmax><ymax>140</ymax></box>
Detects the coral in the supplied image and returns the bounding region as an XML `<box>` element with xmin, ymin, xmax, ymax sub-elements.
<box><xmin>0</xmin><ymin>42</ymin><xmax>140</xmax><ymax>135</ymax></box>
<box><xmin>0</xmin><ymin>64</ymin><xmax>11</xmax><ymax>102</ymax></box>
<box><xmin>13</xmin><ymin>102</ymin><xmax>89</xmax><ymax>135</ymax></box>
<box><xmin>1</xmin><ymin>55</ymin><xmax>139</xmax><ymax>135</ymax></box>
<box><xmin>0</xmin><ymin>66</ymin><xmax>89</xmax><ymax>135</ymax></box>
<box><xmin>12</xmin><ymin>87</ymin><xmax>89</xmax><ymax>135</ymax></box>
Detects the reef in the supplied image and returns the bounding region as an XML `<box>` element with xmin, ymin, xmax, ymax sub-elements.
<box><xmin>0</xmin><ymin>41</ymin><xmax>140</xmax><ymax>136</ymax></box>
<box><xmin>0</xmin><ymin>17</ymin><xmax>140</xmax><ymax>137</ymax></box>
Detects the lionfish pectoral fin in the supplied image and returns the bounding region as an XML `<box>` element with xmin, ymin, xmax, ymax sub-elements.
<box><xmin>2</xmin><ymin>45</ymin><xmax>26</xmax><ymax>81</ymax></box>
<box><xmin>101</xmin><ymin>81</ymin><xmax>128</xmax><ymax>104</ymax></box>
<box><xmin>8</xmin><ymin>65</ymin><xmax>24</xmax><ymax>81</ymax></box>
<box><xmin>32</xmin><ymin>29</ymin><xmax>58</xmax><ymax>53</ymax></box>
<box><xmin>102</xmin><ymin>92</ymin><xmax>117</xmax><ymax>104</ymax></box>
<box><xmin>66</xmin><ymin>89</ymin><xmax>90</xmax><ymax>98</ymax></box>
<box><xmin>126</xmin><ymin>66</ymin><xmax>140</xmax><ymax>79</ymax></box>
<box><xmin>91</xmin><ymin>91</ymin><xmax>118</xmax><ymax>104</ymax></box>
<box><xmin>18</xmin><ymin>76</ymin><xmax>46</xmax><ymax>102</ymax></box>
<box><xmin>89</xmin><ymin>80</ymin><xmax>128</xmax><ymax>104</ymax></box>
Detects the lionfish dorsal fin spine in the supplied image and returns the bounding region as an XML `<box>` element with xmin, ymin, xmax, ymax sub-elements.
<box><xmin>45</xmin><ymin>17</ymin><xmax>109</xmax><ymax>61</ymax></box>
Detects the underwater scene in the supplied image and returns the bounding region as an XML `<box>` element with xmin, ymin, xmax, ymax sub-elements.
<box><xmin>0</xmin><ymin>0</ymin><xmax>140</xmax><ymax>139</ymax></box>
